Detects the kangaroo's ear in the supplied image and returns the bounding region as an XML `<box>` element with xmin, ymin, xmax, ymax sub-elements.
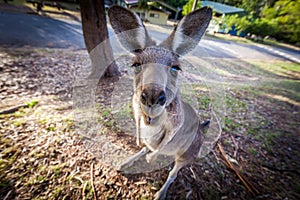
<box><xmin>108</xmin><ymin>5</ymin><xmax>155</xmax><ymax>51</ymax></box>
<box><xmin>160</xmin><ymin>7</ymin><xmax>212</xmax><ymax>55</ymax></box>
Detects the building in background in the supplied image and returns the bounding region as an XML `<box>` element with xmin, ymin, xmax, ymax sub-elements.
<box><xmin>201</xmin><ymin>1</ymin><xmax>244</xmax><ymax>34</ymax></box>
<box><xmin>116</xmin><ymin>0</ymin><xmax>179</xmax><ymax>25</ymax></box>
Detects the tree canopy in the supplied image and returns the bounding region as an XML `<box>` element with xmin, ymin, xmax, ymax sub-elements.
<box><xmin>182</xmin><ymin>0</ymin><xmax>201</xmax><ymax>16</ymax></box>
<box><xmin>164</xmin><ymin>0</ymin><xmax>188</xmax><ymax>8</ymax></box>
<box><xmin>218</xmin><ymin>0</ymin><xmax>300</xmax><ymax>45</ymax></box>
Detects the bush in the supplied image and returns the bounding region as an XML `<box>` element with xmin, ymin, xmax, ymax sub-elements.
<box><xmin>182</xmin><ymin>0</ymin><xmax>201</xmax><ymax>16</ymax></box>
<box><xmin>225</xmin><ymin>0</ymin><xmax>300</xmax><ymax>45</ymax></box>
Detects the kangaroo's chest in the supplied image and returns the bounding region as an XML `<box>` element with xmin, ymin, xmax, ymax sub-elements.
<box><xmin>140</xmin><ymin>113</ymin><xmax>169</xmax><ymax>151</ymax></box>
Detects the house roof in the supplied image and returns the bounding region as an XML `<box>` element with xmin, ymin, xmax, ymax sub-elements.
<box><xmin>201</xmin><ymin>1</ymin><xmax>244</xmax><ymax>14</ymax></box>
<box><xmin>123</xmin><ymin>0</ymin><xmax>138</xmax><ymax>5</ymax></box>
<box><xmin>123</xmin><ymin>0</ymin><xmax>178</xmax><ymax>11</ymax></box>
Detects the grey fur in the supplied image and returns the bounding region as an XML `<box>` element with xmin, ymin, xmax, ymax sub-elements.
<box><xmin>108</xmin><ymin>5</ymin><xmax>212</xmax><ymax>200</ymax></box>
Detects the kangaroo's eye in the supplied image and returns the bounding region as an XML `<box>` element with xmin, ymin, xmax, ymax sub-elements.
<box><xmin>170</xmin><ymin>65</ymin><xmax>181</xmax><ymax>75</ymax></box>
<box><xmin>131</xmin><ymin>63</ymin><xmax>142</xmax><ymax>73</ymax></box>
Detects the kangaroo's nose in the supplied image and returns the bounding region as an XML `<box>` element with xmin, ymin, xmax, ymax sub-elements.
<box><xmin>141</xmin><ymin>89</ymin><xmax>166</xmax><ymax>107</ymax></box>
<box><xmin>158</xmin><ymin>91</ymin><xmax>166</xmax><ymax>105</ymax></box>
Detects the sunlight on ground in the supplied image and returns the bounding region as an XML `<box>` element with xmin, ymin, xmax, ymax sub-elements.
<box><xmin>264</xmin><ymin>93</ymin><xmax>300</xmax><ymax>107</ymax></box>
<box><xmin>247</xmin><ymin>60</ymin><xmax>300</xmax><ymax>79</ymax></box>
<box><xmin>1</xmin><ymin>0</ymin><xmax>80</xmax><ymax>21</ymax></box>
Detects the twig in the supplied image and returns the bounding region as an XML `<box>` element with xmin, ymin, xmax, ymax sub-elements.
<box><xmin>0</xmin><ymin>104</ymin><xmax>28</xmax><ymax>114</ymax></box>
<box><xmin>90</xmin><ymin>163</ymin><xmax>97</xmax><ymax>200</ymax></box>
<box><xmin>262</xmin><ymin>164</ymin><xmax>300</xmax><ymax>175</ymax></box>
<box><xmin>189</xmin><ymin>166</ymin><xmax>197</xmax><ymax>180</ymax></box>
<box><xmin>3</xmin><ymin>190</ymin><xmax>12</xmax><ymax>200</ymax></box>
<box><xmin>186</xmin><ymin>189</ymin><xmax>193</xmax><ymax>199</ymax></box>
<box><xmin>74</xmin><ymin>176</ymin><xmax>84</xmax><ymax>184</ymax></box>
<box><xmin>230</xmin><ymin>134</ymin><xmax>239</xmax><ymax>158</ymax></box>
<box><xmin>258</xmin><ymin>149</ymin><xmax>268</xmax><ymax>160</ymax></box>
<box><xmin>82</xmin><ymin>181</ymin><xmax>88</xmax><ymax>200</ymax></box>
<box><xmin>217</xmin><ymin>142</ymin><xmax>259</xmax><ymax>195</ymax></box>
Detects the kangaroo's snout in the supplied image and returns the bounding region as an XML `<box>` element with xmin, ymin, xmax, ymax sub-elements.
<box><xmin>141</xmin><ymin>86</ymin><xmax>166</xmax><ymax>107</ymax></box>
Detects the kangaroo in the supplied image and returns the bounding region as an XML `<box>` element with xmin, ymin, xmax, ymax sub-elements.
<box><xmin>108</xmin><ymin>5</ymin><xmax>212</xmax><ymax>199</ymax></box>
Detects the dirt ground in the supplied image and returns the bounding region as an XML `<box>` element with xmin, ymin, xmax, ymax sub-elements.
<box><xmin>0</xmin><ymin>47</ymin><xmax>299</xmax><ymax>200</ymax></box>
<box><xmin>0</xmin><ymin>2</ymin><xmax>300</xmax><ymax>200</ymax></box>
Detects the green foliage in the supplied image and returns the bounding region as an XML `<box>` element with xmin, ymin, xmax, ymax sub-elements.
<box><xmin>182</xmin><ymin>0</ymin><xmax>201</xmax><ymax>16</ymax></box>
<box><xmin>164</xmin><ymin>0</ymin><xmax>188</xmax><ymax>8</ymax></box>
<box><xmin>261</xmin><ymin>0</ymin><xmax>300</xmax><ymax>44</ymax></box>
<box><xmin>138</xmin><ymin>0</ymin><xmax>149</xmax><ymax>10</ymax></box>
<box><xmin>26</xmin><ymin>100</ymin><xmax>39</xmax><ymax>108</ymax></box>
<box><xmin>224</xmin><ymin>0</ymin><xmax>300</xmax><ymax>45</ymax></box>
<box><xmin>240</xmin><ymin>0</ymin><xmax>261</xmax><ymax>17</ymax></box>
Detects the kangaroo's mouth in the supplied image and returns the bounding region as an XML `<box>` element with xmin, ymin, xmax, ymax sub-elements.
<box><xmin>140</xmin><ymin>104</ymin><xmax>165</xmax><ymax>125</ymax></box>
<box><xmin>144</xmin><ymin>115</ymin><xmax>152</xmax><ymax>125</ymax></box>
<box><xmin>141</xmin><ymin>104</ymin><xmax>165</xmax><ymax>116</ymax></box>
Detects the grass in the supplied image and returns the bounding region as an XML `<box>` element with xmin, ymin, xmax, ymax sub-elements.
<box><xmin>13</xmin><ymin>119</ymin><xmax>26</xmax><ymax>127</ymax></box>
<box><xmin>5</xmin><ymin>0</ymin><xmax>27</xmax><ymax>6</ymax></box>
<box><xmin>26</xmin><ymin>100</ymin><xmax>39</xmax><ymax>108</ymax></box>
<box><xmin>113</xmin><ymin>102</ymin><xmax>133</xmax><ymax>119</ymax></box>
<box><xmin>205</xmin><ymin>59</ymin><xmax>300</xmax><ymax>161</ymax></box>
<box><xmin>248</xmin><ymin>60</ymin><xmax>300</xmax><ymax>79</ymax></box>
<box><xmin>248</xmin><ymin>147</ymin><xmax>258</xmax><ymax>156</ymax></box>
<box><xmin>13</xmin><ymin>108</ymin><xmax>27</xmax><ymax>117</ymax></box>
<box><xmin>52</xmin><ymin>165</ymin><xmax>61</xmax><ymax>177</ymax></box>
<box><xmin>192</xmin><ymin>59</ymin><xmax>298</xmax><ymax>142</ymax></box>
<box><xmin>224</xmin><ymin>117</ymin><xmax>241</xmax><ymax>132</ymax></box>
<box><xmin>246</xmin><ymin>61</ymin><xmax>300</xmax><ymax>106</ymax></box>
<box><xmin>235</xmin><ymin>60</ymin><xmax>300</xmax><ymax>103</ymax></box>
<box><xmin>261</xmin><ymin>38</ymin><xmax>300</xmax><ymax>51</ymax></box>
<box><xmin>226</xmin><ymin>96</ymin><xmax>247</xmax><ymax>112</ymax></box>
<box><xmin>206</xmin><ymin>33</ymin><xmax>253</xmax><ymax>45</ymax></box>
<box><xmin>197</xmin><ymin>95</ymin><xmax>211</xmax><ymax>110</ymax></box>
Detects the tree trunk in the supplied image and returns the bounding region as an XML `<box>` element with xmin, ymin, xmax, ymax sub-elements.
<box><xmin>79</xmin><ymin>0</ymin><xmax>120</xmax><ymax>79</ymax></box>
<box><xmin>192</xmin><ymin>0</ymin><xmax>198</xmax><ymax>11</ymax></box>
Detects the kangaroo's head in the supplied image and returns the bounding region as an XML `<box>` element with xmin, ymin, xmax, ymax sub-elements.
<box><xmin>108</xmin><ymin>6</ymin><xmax>212</xmax><ymax>119</ymax></box>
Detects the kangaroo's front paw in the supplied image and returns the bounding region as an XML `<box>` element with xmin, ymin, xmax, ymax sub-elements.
<box><xmin>116</xmin><ymin>158</ymin><xmax>136</xmax><ymax>173</ymax></box>
<box><xmin>116</xmin><ymin>162</ymin><xmax>131</xmax><ymax>173</ymax></box>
